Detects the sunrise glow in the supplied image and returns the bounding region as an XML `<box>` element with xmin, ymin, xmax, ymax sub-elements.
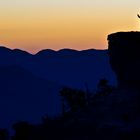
<box><xmin>0</xmin><ymin>0</ymin><xmax>139</xmax><ymax>53</ymax></box>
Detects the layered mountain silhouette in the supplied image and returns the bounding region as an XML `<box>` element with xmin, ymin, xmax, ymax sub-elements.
<box><xmin>0</xmin><ymin>47</ymin><xmax>117</xmax><ymax>90</ymax></box>
<box><xmin>0</xmin><ymin>47</ymin><xmax>116</xmax><ymax>131</ymax></box>
<box><xmin>0</xmin><ymin>65</ymin><xmax>62</xmax><ymax>129</ymax></box>
<box><xmin>1</xmin><ymin>32</ymin><xmax>140</xmax><ymax>139</ymax></box>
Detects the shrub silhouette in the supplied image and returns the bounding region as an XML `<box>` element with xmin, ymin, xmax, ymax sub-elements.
<box><xmin>0</xmin><ymin>129</ymin><xmax>9</xmax><ymax>140</ymax></box>
<box><xmin>60</xmin><ymin>87</ymin><xmax>86</xmax><ymax>113</ymax></box>
<box><xmin>12</xmin><ymin>121</ymin><xmax>33</xmax><ymax>140</ymax></box>
<box><xmin>97</xmin><ymin>78</ymin><xmax>113</xmax><ymax>95</ymax></box>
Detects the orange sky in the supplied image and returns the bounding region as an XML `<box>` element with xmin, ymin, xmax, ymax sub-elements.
<box><xmin>0</xmin><ymin>0</ymin><xmax>140</xmax><ymax>53</ymax></box>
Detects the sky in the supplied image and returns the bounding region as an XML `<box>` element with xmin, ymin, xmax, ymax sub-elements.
<box><xmin>0</xmin><ymin>0</ymin><xmax>140</xmax><ymax>53</ymax></box>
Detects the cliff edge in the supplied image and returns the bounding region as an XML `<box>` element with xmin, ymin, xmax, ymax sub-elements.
<box><xmin>108</xmin><ymin>32</ymin><xmax>140</xmax><ymax>88</ymax></box>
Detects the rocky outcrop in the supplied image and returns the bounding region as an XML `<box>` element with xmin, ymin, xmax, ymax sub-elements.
<box><xmin>108</xmin><ymin>32</ymin><xmax>140</xmax><ymax>88</ymax></box>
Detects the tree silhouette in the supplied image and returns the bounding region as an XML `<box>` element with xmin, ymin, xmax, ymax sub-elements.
<box><xmin>60</xmin><ymin>87</ymin><xmax>86</xmax><ymax>113</ymax></box>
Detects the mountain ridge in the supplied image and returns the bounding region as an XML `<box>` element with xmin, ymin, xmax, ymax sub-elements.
<box><xmin>0</xmin><ymin>46</ymin><xmax>107</xmax><ymax>55</ymax></box>
<box><xmin>0</xmin><ymin>46</ymin><xmax>116</xmax><ymax>89</ymax></box>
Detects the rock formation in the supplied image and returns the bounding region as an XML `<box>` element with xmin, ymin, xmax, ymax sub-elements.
<box><xmin>108</xmin><ymin>32</ymin><xmax>140</xmax><ymax>88</ymax></box>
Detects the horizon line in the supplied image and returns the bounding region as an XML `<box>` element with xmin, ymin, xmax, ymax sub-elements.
<box><xmin>0</xmin><ymin>46</ymin><xmax>107</xmax><ymax>55</ymax></box>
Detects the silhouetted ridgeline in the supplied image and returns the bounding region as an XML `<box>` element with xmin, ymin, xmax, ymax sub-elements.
<box><xmin>4</xmin><ymin>31</ymin><xmax>140</xmax><ymax>139</ymax></box>
<box><xmin>0</xmin><ymin>47</ymin><xmax>116</xmax><ymax>133</ymax></box>
<box><xmin>6</xmin><ymin>32</ymin><xmax>140</xmax><ymax>140</ymax></box>
<box><xmin>0</xmin><ymin>47</ymin><xmax>116</xmax><ymax>89</ymax></box>
<box><xmin>108</xmin><ymin>32</ymin><xmax>140</xmax><ymax>88</ymax></box>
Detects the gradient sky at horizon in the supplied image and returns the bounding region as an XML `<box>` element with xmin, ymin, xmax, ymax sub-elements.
<box><xmin>0</xmin><ymin>0</ymin><xmax>140</xmax><ymax>53</ymax></box>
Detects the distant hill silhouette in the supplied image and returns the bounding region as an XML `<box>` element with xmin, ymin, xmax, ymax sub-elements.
<box><xmin>0</xmin><ymin>65</ymin><xmax>61</xmax><ymax>129</ymax></box>
<box><xmin>36</xmin><ymin>49</ymin><xmax>56</xmax><ymax>57</ymax></box>
<box><xmin>36</xmin><ymin>48</ymin><xmax>107</xmax><ymax>57</ymax></box>
<box><xmin>0</xmin><ymin>46</ymin><xmax>116</xmax><ymax>130</ymax></box>
<box><xmin>0</xmin><ymin>47</ymin><xmax>116</xmax><ymax>90</ymax></box>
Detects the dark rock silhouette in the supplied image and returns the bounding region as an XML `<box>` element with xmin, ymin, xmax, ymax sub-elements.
<box><xmin>108</xmin><ymin>32</ymin><xmax>140</xmax><ymax>88</ymax></box>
